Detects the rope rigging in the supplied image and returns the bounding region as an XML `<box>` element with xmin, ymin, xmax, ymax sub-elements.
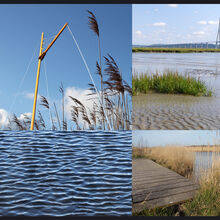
<box><xmin>67</xmin><ymin>25</ymin><xmax>112</xmax><ymax>130</ymax></box>
<box><xmin>2</xmin><ymin>42</ymin><xmax>39</xmax><ymax>130</ymax></box>
<box><xmin>4</xmin><ymin>23</ymin><xmax>112</xmax><ymax>131</ymax></box>
<box><xmin>43</xmin><ymin>59</ymin><xmax>53</xmax><ymax>129</ymax></box>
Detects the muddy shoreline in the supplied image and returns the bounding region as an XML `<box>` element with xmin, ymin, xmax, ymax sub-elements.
<box><xmin>132</xmin><ymin>93</ymin><xmax>220</xmax><ymax>130</ymax></box>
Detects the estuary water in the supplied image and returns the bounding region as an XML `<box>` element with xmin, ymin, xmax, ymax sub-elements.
<box><xmin>133</xmin><ymin>52</ymin><xmax>220</xmax><ymax>129</ymax></box>
<box><xmin>0</xmin><ymin>130</ymin><xmax>131</xmax><ymax>216</ymax></box>
<box><xmin>194</xmin><ymin>151</ymin><xmax>220</xmax><ymax>180</ymax></box>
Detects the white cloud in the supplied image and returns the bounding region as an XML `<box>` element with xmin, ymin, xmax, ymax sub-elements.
<box><xmin>18</xmin><ymin>112</ymin><xmax>32</xmax><ymax>121</ymax></box>
<box><xmin>197</xmin><ymin>20</ymin><xmax>218</xmax><ymax>25</ymax></box>
<box><xmin>154</xmin><ymin>8</ymin><xmax>159</xmax><ymax>12</ymax></box>
<box><xmin>193</xmin><ymin>31</ymin><xmax>206</xmax><ymax>36</ymax></box>
<box><xmin>0</xmin><ymin>109</ymin><xmax>9</xmax><ymax>129</ymax></box>
<box><xmin>64</xmin><ymin>87</ymin><xmax>99</xmax><ymax>124</ymax></box>
<box><xmin>208</xmin><ymin>20</ymin><xmax>218</xmax><ymax>25</ymax></box>
<box><xmin>198</xmin><ymin>21</ymin><xmax>207</xmax><ymax>25</ymax></box>
<box><xmin>168</xmin><ymin>4</ymin><xmax>178</xmax><ymax>8</ymax></box>
<box><xmin>194</xmin><ymin>11</ymin><xmax>199</xmax><ymax>14</ymax></box>
<box><xmin>22</xmin><ymin>92</ymin><xmax>40</xmax><ymax>101</ymax></box>
<box><xmin>135</xmin><ymin>30</ymin><xmax>142</xmax><ymax>36</ymax></box>
<box><xmin>0</xmin><ymin>109</ymin><xmax>37</xmax><ymax>130</ymax></box>
<box><xmin>25</xmin><ymin>92</ymin><xmax>35</xmax><ymax>99</ymax></box>
<box><xmin>152</xmin><ymin>22</ymin><xmax>167</xmax><ymax>27</ymax></box>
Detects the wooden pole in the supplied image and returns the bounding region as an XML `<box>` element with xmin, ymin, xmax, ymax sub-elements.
<box><xmin>30</xmin><ymin>32</ymin><xmax>44</xmax><ymax>130</ymax></box>
<box><xmin>39</xmin><ymin>23</ymin><xmax>68</xmax><ymax>60</ymax></box>
<box><xmin>30</xmin><ymin>23</ymin><xmax>68</xmax><ymax>130</ymax></box>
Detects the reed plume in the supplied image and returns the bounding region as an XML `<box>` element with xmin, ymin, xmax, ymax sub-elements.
<box><xmin>40</xmin><ymin>95</ymin><xmax>55</xmax><ymax>130</ymax></box>
<box><xmin>59</xmin><ymin>82</ymin><xmax>67</xmax><ymax>131</ymax></box>
<box><xmin>12</xmin><ymin>114</ymin><xmax>24</xmax><ymax>130</ymax></box>
<box><xmin>8</xmin><ymin>10</ymin><xmax>131</xmax><ymax>131</ymax></box>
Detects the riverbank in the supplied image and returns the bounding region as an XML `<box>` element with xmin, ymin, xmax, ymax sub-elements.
<box><xmin>132</xmin><ymin>146</ymin><xmax>194</xmax><ymax>178</ymax></box>
<box><xmin>185</xmin><ymin>145</ymin><xmax>220</xmax><ymax>152</ymax></box>
<box><xmin>132</xmin><ymin>146</ymin><xmax>220</xmax><ymax>216</ymax></box>
<box><xmin>132</xmin><ymin>71</ymin><xmax>212</xmax><ymax>97</ymax></box>
<box><xmin>132</xmin><ymin>47</ymin><xmax>220</xmax><ymax>53</ymax></box>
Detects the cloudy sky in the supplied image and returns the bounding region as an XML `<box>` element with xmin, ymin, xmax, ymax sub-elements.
<box><xmin>133</xmin><ymin>130</ymin><xmax>220</xmax><ymax>147</ymax></box>
<box><xmin>133</xmin><ymin>4</ymin><xmax>220</xmax><ymax>45</ymax></box>
<box><xmin>0</xmin><ymin>4</ymin><xmax>131</xmax><ymax>129</ymax></box>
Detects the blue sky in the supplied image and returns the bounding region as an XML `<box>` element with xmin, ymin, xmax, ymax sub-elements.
<box><xmin>133</xmin><ymin>130</ymin><xmax>220</xmax><ymax>147</ymax></box>
<box><xmin>0</xmin><ymin>4</ymin><xmax>131</xmax><ymax>129</ymax></box>
<box><xmin>133</xmin><ymin>4</ymin><xmax>220</xmax><ymax>45</ymax></box>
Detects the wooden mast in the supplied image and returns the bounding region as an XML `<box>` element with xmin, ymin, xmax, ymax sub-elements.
<box><xmin>30</xmin><ymin>32</ymin><xmax>44</xmax><ymax>130</ymax></box>
<box><xmin>30</xmin><ymin>23</ymin><xmax>68</xmax><ymax>130</ymax></box>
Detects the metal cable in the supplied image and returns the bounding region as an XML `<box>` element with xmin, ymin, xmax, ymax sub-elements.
<box><xmin>67</xmin><ymin>25</ymin><xmax>112</xmax><ymax>130</ymax></box>
<box><xmin>43</xmin><ymin>60</ymin><xmax>53</xmax><ymax>130</ymax></box>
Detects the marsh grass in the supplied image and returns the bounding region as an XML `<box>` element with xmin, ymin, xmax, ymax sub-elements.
<box><xmin>132</xmin><ymin>47</ymin><xmax>220</xmax><ymax>53</ymax></box>
<box><xmin>7</xmin><ymin>10</ymin><xmax>131</xmax><ymax>131</ymax></box>
<box><xmin>132</xmin><ymin>71</ymin><xmax>212</xmax><ymax>96</ymax></box>
<box><xmin>182</xmin><ymin>159</ymin><xmax>220</xmax><ymax>216</ymax></box>
<box><xmin>133</xmin><ymin>146</ymin><xmax>194</xmax><ymax>178</ymax></box>
<box><xmin>186</xmin><ymin>145</ymin><xmax>220</xmax><ymax>152</ymax></box>
<box><xmin>133</xmin><ymin>146</ymin><xmax>220</xmax><ymax>216</ymax></box>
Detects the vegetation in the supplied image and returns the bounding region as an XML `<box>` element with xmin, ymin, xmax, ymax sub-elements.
<box><xmin>6</xmin><ymin>10</ymin><xmax>131</xmax><ymax>131</ymax></box>
<box><xmin>132</xmin><ymin>47</ymin><xmax>220</xmax><ymax>53</ymax></box>
<box><xmin>133</xmin><ymin>145</ymin><xmax>220</xmax><ymax>216</ymax></box>
<box><xmin>186</xmin><ymin>145</ymin><xmax>220</xmax><ymax>152</ymax></box>
<box><xmin>132</xmin><ymin>146</ymin><xmax>194</xmax><ymax>178</ymax></box>
<box><xmin>132</xmin><ymin>71</ymin><xmax>212</xmax><ymax>96</ymax></box>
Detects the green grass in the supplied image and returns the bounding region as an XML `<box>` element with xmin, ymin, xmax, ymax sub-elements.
<box><xmin>133</xmin><ymin>173</ymin><xmax>220</xmax><ymax>216</ymax></box>
<box><xmin>132</xmin><ymin>71</ymin><xmax>212</xmax><ymax>97</ymax></box>
<box><xmin>133</xmin><ymin>205</ymin><xmax>185</xmax><ymax>216</ymax></box>
<box><xmin>132</xmin><ymin>147</ymin><xmax>220</xmax><ymax>216</ymax></box>
<box><xmin>132</xmin><ymin>47</ymin><xmax>220</xmax><ymax>53</ymax></box>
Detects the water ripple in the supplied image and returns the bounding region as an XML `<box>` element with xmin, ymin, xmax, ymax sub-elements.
<box><xmin>0</xmin><ymin>131</ymin><xmax>132</xmax><ymax>216</ymax></box>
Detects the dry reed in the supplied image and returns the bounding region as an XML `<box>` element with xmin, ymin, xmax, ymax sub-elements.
<box><xmin>133</xmin><ymin>146</ymin><xmax>195</xmax><ymax>178</ymax></box>
<box><xmin>7</xmin><ymin>10</ymin><xmax>131</xmax><ymax>131</ymax></box>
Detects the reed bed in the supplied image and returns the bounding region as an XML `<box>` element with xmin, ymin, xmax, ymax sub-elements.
<box><xmin>185</xmin><ymin>145</ymin><xmax>220</xmax><ymax>152</ymax></box>
<box><xmin>133</xmin><ymin>145</ymin><xmax>220</xmax><ymax>216</ymax></box>
<box><xmin>132</xmin><ymin>146</ymin><xmax>194</xmax><ymax>178</ymax></box>
<box><xmin>7</xmin><ymin>10</ymin><xmax>131</xmax><ymax>131</ymax></box>
<box><xmin>132</xmin><ymin>47</ymin><xmax>220</xmax><ymax>53</ymax></box>
<box><xmin>132</xmin><ymin>71</ymin><xmax>212</xmax><ymax>97</ymax></box>
<box><xmin>181</xmin><ymin>158</ymin><xmax>220</xmax><ymax>216</ymax></box>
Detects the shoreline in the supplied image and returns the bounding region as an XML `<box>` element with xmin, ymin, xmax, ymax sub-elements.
<box><xmin>132</xmin><ymin>47</ymin><xmax>220</xmax><ymax>53</ymax></box>
<box><xmin>132</xmin><ymin>146</ymin><xmax>220</xmax><ymax>216</ymax></box>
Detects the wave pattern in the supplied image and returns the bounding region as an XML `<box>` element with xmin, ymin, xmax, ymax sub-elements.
<box><xmin>0</xmin><ymin>131</ymin><xmax>132</xmax><ymax>216</ymax></box>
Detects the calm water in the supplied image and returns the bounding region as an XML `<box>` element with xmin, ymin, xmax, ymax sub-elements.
<box><xmin>133</xmin><ymin>52</ymin><xmax>220</xmax><ymax>129</ymax></box>
<box><xmin>0</xmin><ymin>131</ymin><xmax>131</xmax><ymax>216</ymax></box>
<box><xmin>194</xmin><ymin>151</ymin><xmax>220</xmax><ymax>180</ymax></box>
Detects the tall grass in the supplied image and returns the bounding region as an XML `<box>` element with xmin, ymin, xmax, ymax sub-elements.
<box><xmin>6</xmin><ymin>10</ymin><xmax>131</xmax><ymax>131</ymax></box>
<box><xmin>182</xmin><ymin>159</ymin><xmax>220</xmax><ymax>216</ymax></box>
<box><xmin>132</xmin><ymin>47</ymin><xmax>220</xmax><ymax>53</ymax></box>
<box><xmin>185</xmin><ymin>145</ymin><xmax>220</xmax><ymax>152</ymax></box>
<box><xmin>132</xmin><ymin>71</ymin><xmax>212</xmax><ymax>96</ymax></box>
<box><xmin>133</xmin><ymin>146</ymin><xmax>194</xmax><ymax>178</ymax></box>
<box><xmin>133</xmin><ymin>145</ymin><xmax>220</xmax><ymax>216</ymax></box>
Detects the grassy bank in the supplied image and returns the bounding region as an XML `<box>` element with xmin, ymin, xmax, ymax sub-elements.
<box><xmin>133</xmin><ymin>146</ymin><xmax>194</xmax><ymax>178</ymax></box>
<box><xmin>132</xmin><ymin>71</ymin><xmax>212</xmax><ymax>96</ymax></box>
<box><xmin>132</xmin><ymin>47</ymin><xmax>220</xmax><ymax>53</ymax></box>
<box><xmin>133</xmin><ymin>146</ymin><xmax>220</xmax><ymax>216</ymax></box>
<box><xmin>185</xmin><ymin>145</ymin><xmax>220</xmax><ymax>152</ymax></box>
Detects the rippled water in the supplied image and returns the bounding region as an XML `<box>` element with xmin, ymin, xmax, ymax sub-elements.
<box><xmin>133</xmin><ymin>94</ymin><xmax>220</xmax><ymax>130</ymax></box>
<box><xmin>0</xmin><ymin>131</ymin><xmax>131</xmax><ymax>216</ymax></box>
<box><xmin>133</xmin><ymin>53</ymin><xmax>220</xmax><ymax>129</ymax></box>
